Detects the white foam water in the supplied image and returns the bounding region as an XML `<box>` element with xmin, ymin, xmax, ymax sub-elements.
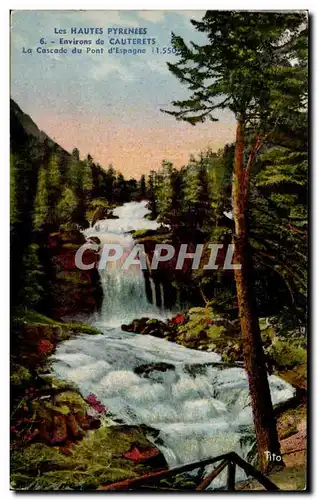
<box><xmin>85</xmin><ymin>200</ymin><xmax>161</xmax><ymax>236</ymax></box>
<box><xmin>84</xmin><ymin>201</ymin><xmax>171</xmax><ymax>326</ymax></box>
<box><xmin>51</xmin><ymin>329</ymin><xmax>294</xmax><ymax>487</ymax></box>
<box><xmin>51</xmin><ymin>200</ymin><xmax>295</xmax><ymax>488</ymax></box>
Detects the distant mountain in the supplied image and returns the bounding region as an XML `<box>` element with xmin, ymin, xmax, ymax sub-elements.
<box><xmin>10</xmin><ymin>99</ymin><xmax>49</xmax><ymax>141</ymax></box>
<box><xmin>10</xmin><ymin>99</ymin><xmax>69</xmax><ymax>156</ymax></box>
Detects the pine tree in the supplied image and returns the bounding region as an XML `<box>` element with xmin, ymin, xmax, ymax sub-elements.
<box><xmin>139</xmin><ymin>174</ymin><xmax>146</xmax><ymax>199</ymax></box>
<box><xmin>105</xmin><ymin>165</ymin><xmax>116</xmax><ymax>201</ymax></box>
<box><xmin>163</xmin><ymin>10</ymin><xmax>307</xmax><ymax>471</ymax></box>
<box><xmin>147</xmin><ymin>170</ymin><xmax>158</xmax><ymax>218</ymax></box>
<box><xmin>182</xmin><ymin>153</ymin><xmax>211</xmax><ymax>230</ymax></box>
<box><xmin>82</xmin><ymin>156</ymin><xmax>93</xmax><ymax>196</ymax></box>
<box><xmin>33</xmin><ymin>166</ymin><xmax>49</xmax><ymax>231</ymax></box>
<box><xmin>155</xmin><ymin>160</ymin><xmax>175</xmax><ymax>223</ymax></box>
<box><xmin>114</xmin><ymin>173</ymin><xmax>127</xmax><ymax>203</ymax></box>
<box><xmin>10</xmin><ymin>154</ymin><xmax>19</xmax><ymax>226</ymax></box>
<box><xmin>250</xmin><ymin>109</ymin><xmax>308</xmax><ymax>334</ymax></box>
<box><xmin>72</xmin><ymin>148</ymin><xmax>80</xmax><ymax>161</ymax></box>
<box><xmin>47</xmin><ymin>153</ymin><xmax>61</xmax><ymax>191</ymax></box>
<box><xmin>18</xmin><ymin>244</ymin><xmax>44</xmax><ymax>309</ymax></box>
<box><xmin>57</xmin><ymin>187</ymin><xmax>78</xmax><ymax>224</ymax></box>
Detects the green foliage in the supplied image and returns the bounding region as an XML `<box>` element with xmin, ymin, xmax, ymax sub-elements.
<box><xmin>12</xmin><ymin>308</ymin><xmax>102</xmax><ymax>336</ymax></box>
<box><xmin>11</xmin><ymin>427</ymin><xmax>155</xmax><ymax>491</ymax></box>
<box><xmin>57</xmin><ymin>187</ymin><xmax>78</xmax><ymax>224</ymax></box>
<box><xmin>82</xmin><ymin>160</ymin><xmax>93</xmax><ymax>194</ymax></box>
<box><xmin>88</xmin><ymin>198</ymin><xmax>110</xmax><ymax>209</ymax></box>
<box><xmin>249</xmin><ymin>110</ymin><xmax>308</xmax><ymax>330</ymax></box>
<box><xmin>10</xmin><ymin>154</ymin><xmax>19</xmax><ymax>225</ymax></box>
<box><xmin>164</xmin><ymin>11</ymin><xmax>307</xmax><ymax>127</ymax></box>
<box><xmin>85</xmin><ymin>198</ymin><xmax>111</xmax><ymax>223</ymax></box>
<box><xmin>266</xmin><ymin>340</ymin><xmax>307</xmax><ymax>369</ymax></box>
<box><xmin>18</xmin><ymin>244</ymin><xmax>44</xmax><ymax>309</ymax></box>
<box><xmin>61</xmin><ymin>322</ymin><xmax>102</xmax><ymax>336</ymax></box>
<box><xmin>139</xmin><ymin>174</ymin><xmax>146</xmax><ymax>198</ymax></box>
<box><xmin>149</xmin><ymin>149</ymin><xmax>229</xmax><ymax>233</ymax></box>
<box><xmin>132</xmin><ymin>228</ymin><xmax>155</xmax><ymax>239</ymax></box>
<box><xmin>12</xmin><ymin>308</ymin><xmax>57</xmax><ymax>325</ymax></box>
<box><xmin>154</xmin><ymin>160</ymin><xmax>176</xmax><ymax>223</ymax></box>
<box><xmin>10</xmin><ymin>365</ymin><xmax>32</xmax><ymax>387</ymax></box>
<box><xmin>33</xmin><ymin>167</ymin><xmax>49</xmax><ymax>230</ymax></box>
<box><xmin>47</xmin><ymin>154</ymin><xmax>61</xmax><ymax>191</ymax></box>
<box><xmin>161</xmin><ymin>10</ymin><xmax>308</xmax><ymax>333</ymax></box>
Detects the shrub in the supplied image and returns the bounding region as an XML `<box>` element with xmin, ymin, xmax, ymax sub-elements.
<box><xmin>267</xmin><ymin>340</ymin><xmax>307</xmax><ymax>369</ymax></box>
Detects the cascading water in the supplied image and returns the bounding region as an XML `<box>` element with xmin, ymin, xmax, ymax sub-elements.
<box><xmin>85</xmin><ymin>201</ymin><xmax>169</xmax><ymax>327</ymax></box>
<box><xmin>51</xmin><ymin>200</ymin><xmax>295</xmax><ymax>488</ymax></box>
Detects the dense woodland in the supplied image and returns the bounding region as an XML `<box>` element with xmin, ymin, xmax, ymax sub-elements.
<box><xmin>11</xmin><ymin>111</ymin><xmax>307</xmax><ymax>333</ymax></box>
<box><xmin>145</xmin><ymin>133</ymin><xmax>307</xmax><ymax>337</ymax></box>
<box><xmin>10</xmin><ymin>99</ymin><xmax>146</xmax><ymax>314</ymax></box>
<box><xmin>156</xmin><ymin>10</ymin><xmax>308</xmax><ymax>472</ymax></box>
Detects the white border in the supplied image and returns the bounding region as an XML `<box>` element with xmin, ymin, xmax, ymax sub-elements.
<box><xmin>1</xmin><ymin>1</ymin><xmax>316</xmax><ymax>498</ymax></box>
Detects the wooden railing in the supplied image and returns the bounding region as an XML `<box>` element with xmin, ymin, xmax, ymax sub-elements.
<box><xmin>100</xmin><ymin>451</ymin><xmax>280</xmax><ymax>491</ymax></box>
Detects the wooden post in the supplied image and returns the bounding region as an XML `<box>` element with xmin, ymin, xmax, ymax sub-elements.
<box><xmin>196</xmin><ymin>459</ymin><xmax>228</xmax><ymax>491</ymax></box>
<box><xmin>227</xmin><ymin>460</ymin><xmax>236</xmax><ymax>491</ymax></box>
<box><xmin>99</xmin><ymin>452</ymin><xmax>280</xmax><ymax>491</ymax></box>
<box><xmin>229</xmin><ymin>452</ymin><xmax>280</xmax><ymax>491</ymax></box>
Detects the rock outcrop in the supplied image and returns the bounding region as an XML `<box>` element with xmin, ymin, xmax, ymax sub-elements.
<box><xmin>46</xmin><ymin>230</ymin><xmax>102</xmax><ymax>319</ymax></box>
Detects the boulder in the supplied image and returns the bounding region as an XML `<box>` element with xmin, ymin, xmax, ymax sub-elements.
<box><xmin>134</xmin><ymin>362</ymin><xmax>176</xmax><ymax>379</ymax></box>
<box><xmin>122</xmin><ymin>318</ymin><xmax>173</xmax><ymax>339</ymax></box>
<box><xmin>91</xmin><ymin>206</ymin><xmax>109</xmax><ymax>227</ymax></box>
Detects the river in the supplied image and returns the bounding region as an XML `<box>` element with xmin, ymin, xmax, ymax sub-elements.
<box><xmin>50</xmin><ymin>200</ymin><xmax>294</xmax><ymax>487</ymax></box>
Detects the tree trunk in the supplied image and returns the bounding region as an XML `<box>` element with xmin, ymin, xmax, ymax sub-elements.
<box><xmin>232</xmin><ymin>115</ymin><xmax>283</xmax><ymax>473</ymax></box>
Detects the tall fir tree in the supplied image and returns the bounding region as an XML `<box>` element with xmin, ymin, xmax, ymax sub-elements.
<box><xmin>33</xmin><ymin>166</ymin><xmax>49</xmax><ymax>231</ymax></box>
<box><xmin>163</xmin><ymin>10</ymin><xmax>307</xmax><ymax>471</ymax></box>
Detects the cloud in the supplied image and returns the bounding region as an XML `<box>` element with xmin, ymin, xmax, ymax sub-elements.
<box><xmin>177</xmin><ymin>10</ymin><xmax>205</xmax><ymax>24</ymax></box>
<box><xmin>146</xmin><ymin>59</ymin><xmax>169</xmax><ymax>75</ymax></box>
<box><xmin>78</xmin><ymin>10</ymin><xmax>141</xmax><ymax>27</ymax></box>
<box><xmin>91</xmin><ymin>59</ymin><xmax>136</xmax><ymax>82</ymax></box>
<box><xmin>138</xmin><ymin>11</ymin><xmax>165</xmax><ymax>23</ymax></box>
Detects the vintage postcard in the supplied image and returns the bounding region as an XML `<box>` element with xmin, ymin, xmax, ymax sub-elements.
<box><xmin>10</xmin><ymin>10</ymin><xmax>308</xmax><ymax>491</ymax></box>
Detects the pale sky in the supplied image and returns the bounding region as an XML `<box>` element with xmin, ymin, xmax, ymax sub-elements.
<box><xmin>11</xmin><ymin>10</ymin><xmax>236</xmax><ymax>178</ymax></box>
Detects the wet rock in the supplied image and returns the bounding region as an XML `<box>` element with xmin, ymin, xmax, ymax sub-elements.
<box><xmin>11</xmin><ymin>313</ymin><xmax>103</xmax><ymax>374</ymax></box>
<box><xmin>122</xmin><ymin>317</ymin><xmax>173</xmax><ymax>339</ymax></box>
<box><xmin>91</xmin><ymin>206</ymin><xmax>109</xmax><ymax>227</ymax></box>
<box><xmin>184</xmin><ymin>364</ymin><xmax>209</xmax><ymax>377</ymax></box>
<box><xmin>123</xmin><ymin>443</ymin><xmax>166</xmax><ymax>468</ymax></box>
<box><xmin>87</xmin><ymin>236</ymin><xmax>101</xmax><ymax>245</ymax></box>
<box><xmin>66</xmin><ymin>414</ymin><xmax>84</xmax><ymax>439</ymax></box>
<box><xmin>51</xmin><ymin>415</ymin><xmax>68</xmax><ymax>444</ymax></box>
<box><xmin>28</xmin><ymin>386</ymin><xmax>102</xmax><ymax>447</ymax></box>
<box><xmin>122</xmin><ymin>317</ymin><xmax>148</xmax><ymax>333</ymax></box>
<box><xmin>134</xmin><ymin>362</ymin><xmax>176</xmax><ymax>379</ymax></box>
<box><xmin>280</xmin><ymin>420</ymin><xmax>306</xmax><ymax>457</ymax></box>
<box><xmin>46</xmin><ymin>230</ymin><xmax>103</xmax><ymax>319</ymax></box>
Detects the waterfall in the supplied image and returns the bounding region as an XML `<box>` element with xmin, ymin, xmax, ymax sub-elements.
<box><xmin>160</xmin><ymin>283</ymin><xmax>165</xmax><ymax>310</ymax></box>
<box><xmin>150</xmin><ymin>278</ymin><xmax>157</xmax><ymax>306</ymax></box>
<box><xmin>96</xmin><ymin>232</ymin><xmax>165</xmax><ymax>327</ymax></box>
<box><xmin>51</xmin><ymin>201</ymin><xmax>295</xmax><ymax>487</ymax></box>
<box><xmin>85</xmin><ymin>201</ymin><xmax>171</xmax><ymax>327</ymax></box>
